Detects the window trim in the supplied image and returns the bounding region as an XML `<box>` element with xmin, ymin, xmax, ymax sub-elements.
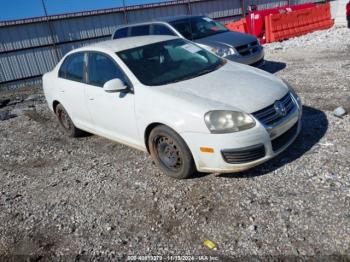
<box><xmin>86</xmin><ymin>51</ymin><xmax>133</xmax><ymax>92</ymax></box>
<box><xmin>58</xmin><ymin>51</ymin><xmax>87</xmax><ymax>84</ymax></box>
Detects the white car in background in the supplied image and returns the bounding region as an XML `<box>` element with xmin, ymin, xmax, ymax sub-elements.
<box><xmin>43</xmin><ymin>35</ymin><xmax>302</xmax><ymax>179</ymax></box>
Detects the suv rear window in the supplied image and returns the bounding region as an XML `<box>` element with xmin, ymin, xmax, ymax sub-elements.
<box><xmin>114</xmin><ymin>27</ymin><xmax>128</xmax><ymax>39</ymax></box>
<box><xmin>130</xmin><ymin>25</ymin><xmax>150</xmax><ymax>36</ymax></box>
<box><xmin>152</xmin><ymin>24</ymin><xmax>175</xmax><ymax>36</ymax></box>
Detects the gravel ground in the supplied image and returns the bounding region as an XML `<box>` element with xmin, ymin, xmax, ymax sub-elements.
<box><xmin>0</xmin><ymin>26</ymin><xmax>350</xmax><ymax>261</ymax></box>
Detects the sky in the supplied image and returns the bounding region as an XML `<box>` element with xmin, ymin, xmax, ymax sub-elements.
<box><xmin>0</xmin><ymin>0</ymin><xmax>171</xmax><ymax>21</ymax></box>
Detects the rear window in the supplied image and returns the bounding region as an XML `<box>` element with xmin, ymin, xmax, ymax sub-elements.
<box><xmin>114</xmin><ymin>27</ymin><xmax>128</xmax><ymax>39</ymax></box>
<box><xmin>130</xmin><ymin>25</ymin><xmax>150</xmax><ymax>36</ymax></box>
<box><xmin>152</xmin><ymin>24</ymin><xmax>175</xmax><ymax>36</ymax></box>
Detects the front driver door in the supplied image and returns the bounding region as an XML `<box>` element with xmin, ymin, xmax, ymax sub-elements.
<box><xmin>84</xmin><ymin>52</ymin><xmax>140</xmax><ymax>147</ymax></box>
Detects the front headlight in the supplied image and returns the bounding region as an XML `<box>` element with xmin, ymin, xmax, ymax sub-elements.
<box><xmin>212</xmin><ymin>47</ymin><xmax>236</xmax><ymax>57</ymax></box>
<box><xmin>283</xmin><ymin>80</ymin><xmax>302</xmax><ymax>107</ymax></box>
<box><xmin>204</xmin><ymin>110</ymin><xmax>256</xmax><ymax>133</ymax></box>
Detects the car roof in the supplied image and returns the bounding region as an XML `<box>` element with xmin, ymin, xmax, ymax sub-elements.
<box><xmin>71</xmin><ymin>35</ymin><xmax>179</xmax><ymax>53</ymax></box>
<box><xmin>113</xmin><ymin>15</ymin><xmax>204</xmax><ymax>30</ymax></box>
<box><xmin>157</xmin><ymin>15</ymin><xmax>204</xmax><ymax>23</ymax></box>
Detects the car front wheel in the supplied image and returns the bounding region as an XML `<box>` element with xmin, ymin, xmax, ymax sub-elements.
<box><xmin>149</xmin><ymin>125</ymin><xmax>196</xmax><ymax>179</ymax></box>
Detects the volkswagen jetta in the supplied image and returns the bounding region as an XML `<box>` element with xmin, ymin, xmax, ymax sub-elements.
<box><xmin>43</xmin><ymin>36</ymin><xmax>302</xmax><ymax>179</ymax></box>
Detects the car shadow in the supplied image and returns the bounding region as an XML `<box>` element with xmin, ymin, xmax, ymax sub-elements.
<box><xmin>192</xmin><ymin>106</ymin><xmax>328</xmax><ymax>179</ymax></box>
<box><xmin>77</xmin><ymin>131</ymin><xmax>94</xmax><ymax>138</ymax></box>
<box><xmin>260</xmin><ymin>60</ymin><xmax>287</xmax><ymax>74</ymax></box>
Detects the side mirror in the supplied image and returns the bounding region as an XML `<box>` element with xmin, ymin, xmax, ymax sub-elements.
<box><xmin>103</xmin><ymin>78</ymin><xmax>128</xmax><ymax>93</ymax></box>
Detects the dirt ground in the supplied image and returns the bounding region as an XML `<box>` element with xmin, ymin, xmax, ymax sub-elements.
<box><xmin>0</xmin><ymin>27</ymin><xmax>349</xmax><ymax>261</ymax></box>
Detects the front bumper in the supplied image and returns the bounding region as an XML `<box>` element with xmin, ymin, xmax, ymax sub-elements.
<box><xmin>225</xmin><ymin>47</ymin><xmax>265</xmax><ymax>67</ymax></box>
<box><xmin>181</xmin><ymin>100</ymin><xmax>302</xmax><ymax>173</ymax></box>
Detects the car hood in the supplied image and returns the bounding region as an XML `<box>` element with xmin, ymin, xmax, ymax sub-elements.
<box><xmin>194</xmin><ymin>31</ymin><xmax>258</xmax><ymax>49</ymax></box>
<box><xmin>155</xmin><ymin>62</ymin><xmax>289</xmax><ymax>114</ymax></box>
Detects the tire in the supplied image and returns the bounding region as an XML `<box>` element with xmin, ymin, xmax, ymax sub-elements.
<box><xmin>55</xmin><ymin>104</ymin><xmax>82</xmax><ymax>137</ymax></box>
<box><xmin>148</xmin><ymin>125</ymin><xmax>196</xmax><ymax>179</ymax></box>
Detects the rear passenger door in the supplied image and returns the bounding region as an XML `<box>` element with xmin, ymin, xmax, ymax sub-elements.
<box><xmin>57</xmin><ymin>52</ymin><xmax>92</xmax><ymax>128</ymax></box>
<box><xmin>84</xmin><ymin>52</ymin><xmax>140</xmax><ymax>145</ymax></box>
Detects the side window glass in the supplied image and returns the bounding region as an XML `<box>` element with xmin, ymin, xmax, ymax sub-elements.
<box><xmin>170</xmin><ymin>20</ymin><xmax>192</xmax><ymax>39</ymax></box>
<box><xmin>59</xmin><ymin>53</ymin><xmax>85</xmax><ymax>82</ymax></box>
<box><xmin>130</xmin><ymin>25</ymin><xmax>150</xmax><ymax>36</ymax></box>
<box><xmin>87</xmin><ymin>53</ymin><xmax>125</xmax><ymax>87</ymax></box>
<box><xmin>152</xmin><ymin>24</ymin><xmax>176</xmax><ymax>36</ymax></box>
<box><xmin>114</xmin><ymin>27</ymin><xmax>128</xmax><ymax>39</ymax></box>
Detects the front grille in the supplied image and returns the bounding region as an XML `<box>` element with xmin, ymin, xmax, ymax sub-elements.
<box><xmin>253</xmin><ymin>92</ymin><xmax>295</xmax><ymax>126</ymax></box>
<box><xmin>235</xmin><ymin>41</ymin><xmax>259</xmax><ymax>56</ymax></box>
<box><xmin>271</xmin><ymin>122</ymin><xmax>298</xmax><ymax>152</ymax></box>
<box><xmin>221</xmin><ymin>144</ymin><xmax>266</xmax><ymax>164</ymax></box>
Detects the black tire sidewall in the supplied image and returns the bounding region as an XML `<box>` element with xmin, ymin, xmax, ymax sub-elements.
<box><xmin>55</xmin><ymin>104</ymin><xmax>78</xmax><ymax>137</ymax></box>
<box><xmin>149</xmin><ymin>125</ymin><xmax>196</xmax><ymax>179</ymax></box>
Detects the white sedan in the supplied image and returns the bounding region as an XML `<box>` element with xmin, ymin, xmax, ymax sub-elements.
<box><xmin>43</xmin><ymin>35</ymin><xmax>302</xmax><ymax>179</ymax></box>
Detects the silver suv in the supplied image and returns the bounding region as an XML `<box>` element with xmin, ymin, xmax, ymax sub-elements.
<box><xmin>112</xmin><ymin>15</ymin><xmax>265</xmax><ymax>67</ymax></box>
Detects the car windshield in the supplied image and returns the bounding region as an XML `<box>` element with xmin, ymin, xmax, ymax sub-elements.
<box><xmin>170</xmin><ymin>17</ymin><xmax>229</xmax><ymax>40</ymax></box>
<box><xmin>117</xmin><ymin>39</ymin><xmax>225</xmax><ymax>86</ymax></box>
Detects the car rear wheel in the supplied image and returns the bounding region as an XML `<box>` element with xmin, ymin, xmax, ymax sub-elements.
<box><xmin>55</xmin><ymin>104</ymin><xmax>82</xmax><ymax>137</ymax></box>
<box><xmin>148</xmin><ymin>125</ymin><xmax>196</xmax><ymax>179</ymax></box>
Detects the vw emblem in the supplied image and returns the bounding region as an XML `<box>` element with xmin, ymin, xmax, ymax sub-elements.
<box><xmin>274</xmin><ymin>101</ymin><xmax>287</xmax><ymax>117</ymax></box>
